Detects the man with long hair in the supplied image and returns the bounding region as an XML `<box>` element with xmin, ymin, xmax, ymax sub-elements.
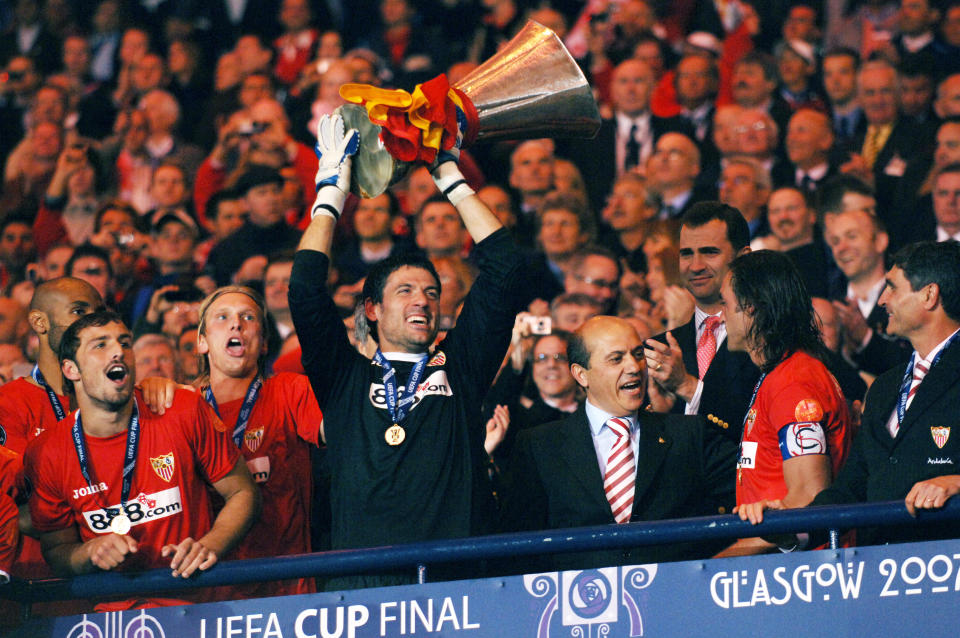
<box><xmin>712</xmin><ymin>250</ymin><xmax>852</xmax><ymax>556</ymax></box>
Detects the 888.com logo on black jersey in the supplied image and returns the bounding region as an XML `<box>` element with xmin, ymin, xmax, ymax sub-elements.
<box><xmin>369</xmin><ymin>370</ymin><xmax>453</xmax><ymax>411</ymax></box>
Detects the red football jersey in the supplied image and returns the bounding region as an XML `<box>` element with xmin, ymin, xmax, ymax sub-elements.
<box><xmin>24</xmin><ymin>388</ymin><xmax>240</xmax><ymax>574</ymax></box>
<box><xmin>0</xmin><ymin>377</ymin><xmax>67</xmax><ymax>455</ymax></box>
<box><xmin>0</xmin><ymin>446</ymin><xmax>19</xmax><ymax>580</ymax></box>
<box><xmin>0</xmin><ymin>377</ymin><xmax>69</xmax><ymax>578</ymax></box>
<box><xmin>213</xmin><ymin>373</ymin><xmax>321</xmax><ymax>598</ymax></box>
<box><xmin>736</xmin><ymin>351</ymin><xmax>852</xmax><ymax>506</ymax></box>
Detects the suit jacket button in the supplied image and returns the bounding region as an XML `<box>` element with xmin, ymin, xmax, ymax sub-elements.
<box><xmin>718</xmin><ymin>506</ymin><xmax>727</xmax><ymax>514</ymax></box>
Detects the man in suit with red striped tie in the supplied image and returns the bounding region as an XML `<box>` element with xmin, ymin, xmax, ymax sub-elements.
<box><xmin>499</xmin><ymin>315</ymin><xmax>734</xmax><ymax>571</ymax></box>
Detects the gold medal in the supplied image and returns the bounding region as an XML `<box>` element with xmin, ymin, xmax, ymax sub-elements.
<box><xmin>110</xmin><ymin>513</ymin><xmax>131</xmax><ymax>535</ymax></box>
<box><xmin>385</xmin><ymin>423</ymin><xmax>406</xmax><ymax>446</ymax></box>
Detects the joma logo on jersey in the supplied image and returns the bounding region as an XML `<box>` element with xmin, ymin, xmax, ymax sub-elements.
<box><xmin>72</xmin><ymin>481</ymin><xmax>108</xmax><ymax>500</ymax></box>
<box><xmin>82</xmin><ymin>486</ymin><xmax>183</xmax><ymax>534</ymax></box>
<box><xmin>369</xmin><ymin>370</ymin><xmax>453</xmax><ymax>410</ymax></box>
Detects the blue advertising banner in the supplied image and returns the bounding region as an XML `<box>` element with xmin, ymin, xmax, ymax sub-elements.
<box><xmin>13</xmin><ymin>538</ymin><xmax>960</xmax><ymax>637</ymax></box>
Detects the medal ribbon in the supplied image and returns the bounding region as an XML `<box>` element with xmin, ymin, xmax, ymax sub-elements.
<box><xmin>204</xmin><ymin>377</ymin><xmax>263</xmax><ymax>448</ymax></box>
<box><xmin>72</xmin><ymin>399</ymin><xmax>140</xmax><ymax>516</ymax></box>
<box><xmin>737</xmin><ymin>371</ymin><xmax>768</xmax><ymax>478</ymax></box>
<box><xmin>32</xmin><ymin>364</ymin><xmax>66</xmax><ymax>421</ymax></box>
<box><xmin>372</xmin><ymin>349</ymin><xmax>428</xmax><ymax>426</ymax></box>
<box><xmin>897</xmin><ymin>330</ymin><xmax>960</xmax><ymax>425</ymax></box>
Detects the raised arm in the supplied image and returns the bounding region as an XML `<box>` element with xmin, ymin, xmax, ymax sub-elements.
<box><xmin>299</xmin><ymin>114</ymin><xmax>359</xmax><ymax>255</ymax></box>
<box><xmin>428</xmin><ymin>118</ymin><xmax>501</xmax><ymax>242</ymax></box>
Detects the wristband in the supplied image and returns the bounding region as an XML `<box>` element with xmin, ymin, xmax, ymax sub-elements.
<box><xmin>310</xmin><ymin>185</ymin><xmax>346</xmax><ymax>220</ymax></box>
<box><xmin>431</xmin><ymin>162</ymin><xmax>475</xmax><ymax>207</ymax></box>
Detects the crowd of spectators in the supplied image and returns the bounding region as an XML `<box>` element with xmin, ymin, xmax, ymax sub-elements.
<box><xmin>1</xmin><ymin>0</ymin><xmax>960</xmax><ymax>613</ymax></box>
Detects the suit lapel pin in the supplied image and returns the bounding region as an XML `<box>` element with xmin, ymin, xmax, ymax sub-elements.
<box><xmin>658</xmin><ymin>437</ymin><xmax>665</xmax><ymax>444</ymax></box>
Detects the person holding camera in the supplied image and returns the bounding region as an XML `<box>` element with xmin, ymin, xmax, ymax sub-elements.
<box><xmin>33</xmin><ymin>143</ymin><xmax>106</xmax><ymax>257</ymax></box>
<box><xmin>124</xmin><ymin>209</ymin><xmax>201</xmax><ymax>329</ymax></box>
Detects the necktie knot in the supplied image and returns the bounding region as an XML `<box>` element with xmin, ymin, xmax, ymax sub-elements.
<box><xmin>607</xmin><ymin>417</ymin><xmax>631</xmax><ymax>440</ymax></box>
<box><xmin>697</xmin><ymin>316</ymin><xmax>722</xmax><ymax>380</ymax></box>
<box><xmin>604</xmin><ymin>416</ymin><xmax>635</xmax><ymax>523</ymax></box>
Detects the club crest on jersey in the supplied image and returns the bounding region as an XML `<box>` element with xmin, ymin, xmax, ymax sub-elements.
<box><xmin>745</xmin><ymin>409</ymin><xmax>757</xmax><ymax>435</ymax></box>
<box><xmin>932</xmin><ymin>426</ymin><xmax>951</xmax><ymax>449</ymax></box>
<box><xmin>794</xmin><ymin>398</ymin><xmax>823</xmax><ymax>423</ymax></box>
<box><xmin>245</xmin><ymin>427</ymin><xmax>264</xmax><ymax>453</ymax></box>
<box><xmin>427</xmin><ymin>351</ymin><xmax>446</xmax><ymax>366</ymax></box>
<box><xmin>150</xmin><ymin>453</ymin><xmax>175</xmax><ymax>482</ymax></box>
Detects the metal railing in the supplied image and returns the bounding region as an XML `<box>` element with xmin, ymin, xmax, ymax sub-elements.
<box><xmin>3</xmin><ymin>498</ymin><xmax>960</xmax><ymax>604</ymax></box>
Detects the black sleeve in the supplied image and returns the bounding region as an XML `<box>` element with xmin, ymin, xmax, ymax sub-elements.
<box><xmin>444</xmin><ymin>228</ymin><xmax>526</xmax><ymax>393</ymax></box>
<box><xmin>699</xmin><ymin>415</ymin><xmax>737</xmax><ymax>514</ymax></box>
<box><xmin>811</xmin><ymin>426</ymin><xmax>870</xmax><ymax>508</ymax></box>
<box><xmin>498</xmin><ymin>429</ymin><xmax>548</xmax><ymax>533</ymax></box>
<box><xmin>852</xmin><ymin>333</ymin><xmax>911</xmax><ymax>377</ymax></box>
<box><xmin>288</xmin><ymin>249</ymin><xmax>359</xmax><ymax>409</ymax></box>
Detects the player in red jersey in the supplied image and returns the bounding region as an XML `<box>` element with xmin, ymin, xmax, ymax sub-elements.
<box><xmin>196</xmin><ymin>286</ymin><xmax>322</xmax><ymax>598</ymax></box>
<box><xmin>0</xmin><ymin>446</ymin><xmax>18</xmax><ymax>583</ymax></box>
<box><xmin>713</xmin><ymin>250</ymin><xmax>851</xmax><ymax>556</ymax></box>
<box><xmin>1</xmin><ymin>278</ymin><xmax>181</xmax><ymax>590</ymax></box>
<box><xmin>23</xmin><ymin>310</ymin><xmax>259</xmax><ymax>606</ymax></box>
<box><xmin>0</xmin><ymin>277</ymin><xmax>103</xmax><ymax>459</ymax></box>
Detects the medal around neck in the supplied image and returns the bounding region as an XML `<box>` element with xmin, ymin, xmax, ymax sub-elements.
<box><xmin>385</xmin><ymin>424</ymin><xmax>406</xmax><ymax>446</ymax></box>
<box><xmin>110</xmin><ymin>513</ymin><xmax>132</xmax><ymax>535</ymax></box>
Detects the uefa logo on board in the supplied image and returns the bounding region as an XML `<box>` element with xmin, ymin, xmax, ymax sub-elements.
<box><xmin>524</xmin><ymin>565</ymin><xmax>658</xmax><ymax>637</ymax></box>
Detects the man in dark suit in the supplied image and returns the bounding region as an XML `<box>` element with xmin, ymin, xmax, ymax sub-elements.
<box><xmin>738</xmin><ymin>241</ymin><xmax>960</xmax><ymax>546</ymax></box>
<box><xmin>819</xmin><ymin>177</ymin><xmax>912</xmax><ymax>376</ymax></box>
<box><xmin>647</xmin><ymin>132</ymin><xmax>716</xmax><ymax>219</ymax></box>
<box><xmin>780</xmin><ymin>108</ymin><xmax>840</xmax><ymax>194</ymax></box>
<box><xmin>841</xmin><ymin>60</ymin><xmax>936</xmax><ymax>231</ymax></box>
<box><xmin>562</xmin><ymin>59</ymin><xmax>691</xmax><ymax>213</ymax></box>
<box><xmin>500</xmin><ymin>316</ymin><xmax>733</xmax><ymax>571</ymax></box>
<box><xmin>644</xmin><ymin>203</ymin><xmax>760</xmax><ymax>449</ymax></box>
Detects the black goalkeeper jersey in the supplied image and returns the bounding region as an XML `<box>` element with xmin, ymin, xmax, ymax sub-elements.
<box><xmin>290</xmin><ymin>229</ymin><xmax>523</xmax><ymax>552</ymax></box>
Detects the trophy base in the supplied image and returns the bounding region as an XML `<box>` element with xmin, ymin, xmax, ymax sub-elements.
<box><xmin>336</xmin><ymin>104</ymin><xmax>410</xmax><ymax>198</ymax></box>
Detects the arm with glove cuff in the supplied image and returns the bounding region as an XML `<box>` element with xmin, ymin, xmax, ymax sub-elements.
<box><xmin>300</xmin><ymin>114</ymin><xmax>360</xmax><ymax>255</ymax></box>
<box><xmin>430</xmin><ymin>113</ymin><xmax>502</xmax><ymax>244</ymax></box>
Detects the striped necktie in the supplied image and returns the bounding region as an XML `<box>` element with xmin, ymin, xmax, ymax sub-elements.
<box><xmin>604</xmin><ymin>417</ymin><xmax>635</xmax><ymax>523</ymax></box>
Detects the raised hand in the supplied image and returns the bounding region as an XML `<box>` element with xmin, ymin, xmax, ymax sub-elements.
<box><xmin>311</xmin><ymin>114</ymin><xmax>359</xmax><ymax>220</ymax></box>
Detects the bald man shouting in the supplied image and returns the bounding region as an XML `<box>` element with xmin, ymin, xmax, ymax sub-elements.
<box><xmin>500</xmin><ymin>316</ymin><xmax>734</xmax><ymax>571</ymax></box>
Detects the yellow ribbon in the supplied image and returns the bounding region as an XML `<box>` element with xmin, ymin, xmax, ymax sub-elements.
<box><xmin>339</xmin><ymin>82</ymin><xmax>466</xmax><ymax>153</ymax></box>
<box><xmin>339</xmin><ymin>84</ymin><xmax>412</xmax><ymax>124</ymax></box>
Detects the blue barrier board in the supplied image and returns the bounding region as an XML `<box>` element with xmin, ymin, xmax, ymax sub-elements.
<box><xmin>12</xmin><ymin>538</ymin><xmax>960</xmax><ymax>637</ymax></box>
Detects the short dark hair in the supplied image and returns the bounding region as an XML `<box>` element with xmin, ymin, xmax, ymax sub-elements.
<box><xmin>822</xmin><ymin>46</ymin><xmax>860</xmax><ymax>69</ymax></box>
<box><xmin>736</xmin><ymin>51</ymin><xmax>778</xmax><ymax>82</ymax></box>
<box><xmin>362</xmin><ymin>251</ymin><xmax>441</xmax><ymax>306</ymax></box>
<box><xmin>898</xmin><ymin>52</ymin><xmax>936</xmax><ymax>80</ymax></box>
<box><xmin>0</xmin><ymin>213</ymin><xmax>33</xmax><ymax>236</ymax></box>
<box><xmin>94</xmin><ymin>200</ymin><xmax>141</xmax><ymax>233</ymax></box>
<box><xmin>206</xmin><ymin>188</ymin><xmax>242</xmax><ymax>221</ymax></box>
<box><xmin>728</xmin><ymin>250</ymin><xmax>825</xmax><ymax>371</ymax></box>
<box><xmin>567</xmin><ymin>329</ymin><xmax>590</xmax><ymax>370</ymax></box>
<box><xmin>65</xmin><ymin>243</ymin><xmax>113</xmax><ymax>278</ymax></box>
<box><xmin>681</xmin><ymin>201</ymin><xmax>750</xmax><ymax>252</ymax></box>
<box><xmin>58</xmin><ymin>309</ymin><xmax>126</xmax><ymax>395</ymax></box>
<box><xmin>414</xmin><ymin>194</ymin><xmax>463</xmax><ymax>232</ymax></box>
<box><xmin>567</xmin><ymin>245</ymin><xmax>622</xmax><ymax>280</ymax></box>
<box><xmin>536</xmin><ymin>191</ymin><xmax>596</xmax><ymax>241</ymax></box>
<box><xmin>816</xmin><ymin>175</ymin><xmax>875</xmax><ymax>217</ymax></box>
<box><xmin>891</xmin><ymin>241</ymin><xmax>960</xmax><ymax>322</ymax></box>
<box><xmin>934</xmin><ymin>161</ymin><xmax>960</xmax><ymax>184</ymax></box>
